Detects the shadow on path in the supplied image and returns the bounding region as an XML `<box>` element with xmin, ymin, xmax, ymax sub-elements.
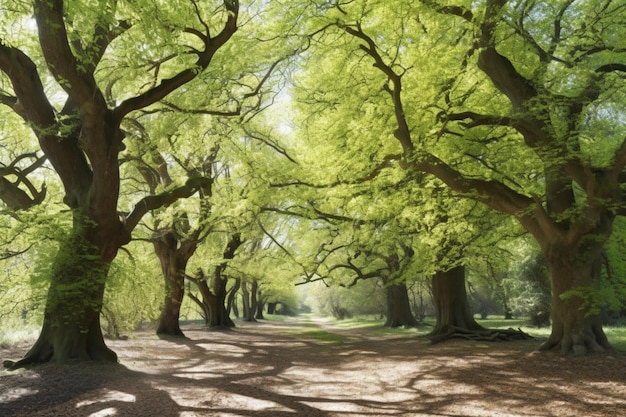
<box><xmin>1</xmin><ymin>316</ymin><xmax>626</xmax><ymax>416</ymax></box>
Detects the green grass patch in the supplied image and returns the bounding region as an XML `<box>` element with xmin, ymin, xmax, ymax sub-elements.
<box><xmin>299</xmin><ymin>329</ymin><xmax>347</xmax><ymax>344</ymax></box>
<box><xmin>604</xmin><ymin>326</ymin><xmax>626</xmax><ymax>352</ymax></box>
<box><xmin>261</xmin><ymin>313</ymin><xmax>294</xmax><ymax>323</ymax></box>
<box><xmin>476</xmin><ymin>317</ymin><xmax>528</xmax><ymax>329</ymax></box>
<box><xmin>264</xmin><ymin>314</ymin><xmax>626</xmax><ymax>352</ymax></box>
<box><xmin>0</xmin><ymin>323</ymin><xmax>39</xmax><ymax>348</ymax></box>
<box><xmin>476</xmin><ymin>317</ymin><xmax>550</xmax><ymax>338</ymax></box>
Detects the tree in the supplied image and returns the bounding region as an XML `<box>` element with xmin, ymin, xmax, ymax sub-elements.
<box><xmin>128</xmin><ymin>127</ymin><xmax>218</xmax><ymax>337</ymax></box>
<box><xmin>295</xmin><ymin>0</ymin><xmax>626</xmax><ymax>354</ymax></box>
<box><xmin>1</xmin><ymin>0</ymin><xmax>239</xmax><ymax>368</ymax></box>
<box><xmin>190</xmin><ymin>232</ymin><xmax>243</xmax><ymax>328</ymax></box>
<box><xmin>430</xmin><ymin>266</ymin><xmax>482</xmax><ymax>335</ymax></box>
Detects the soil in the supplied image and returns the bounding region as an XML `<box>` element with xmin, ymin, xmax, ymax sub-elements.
<box><xmin>1</xmin><ymin>317</ymin><xmax>625</xmax><ymax>417</ymax></box>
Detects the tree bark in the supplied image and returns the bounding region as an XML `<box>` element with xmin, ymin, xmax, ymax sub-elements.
<box><xmin>207</xmin><ymin>274</ymin><xmax>235</xmax><ymax>328</ymax></box>
<box><xmin>267</xmin><ymin>302</ymin><xmax>277</xmax><ymax>314</ymax></box>
<box><xmin>203</xmin><ymin>233</ymin><xmax>243</xmax><ymax>328</ymax></box>
<box><xmin>255</xmin><ymin>300</ymin><xmax>266</xmax><ymax>320</ymax></box>
<box><xmin>250</xmin><ymin>279</ymin><xmax>259</xmax><ymax>320</ymax></box>
<box><xmin>384</xmin><ymin>281</ymin><xmax>418</xmax><ymax>327</ymax></box>
<box><xmin>255</xmin><ymin>288</ymin><xmax>266</xmax><ymax>320</ymax></box>
<box><xmin>154</xmin><ymin>234</ymin><xmax>191</xmax><ymax>337</ymax></box>
<box><xmin>429</xmin><ymin>265</ymin><xmax>484</xmax><ymax>336</ymax></box>
<box><xmin>4</xmin><ymin>228</ymin><xmax>120</xmax><ymax>369</ymax></box>
<box><xmin>539</xmin><ymin>246</ymin><xmax>612</xmax><ymax>354</ymax></box>
<box><xmin>241</xmin><ymin>281</ymin><xmax>253</xmax><ymax>321</ymax></box>
<box><xmin>226</xmin><ymin>277</ymin><xmax>241</xmax><ymax>318</ymax></box>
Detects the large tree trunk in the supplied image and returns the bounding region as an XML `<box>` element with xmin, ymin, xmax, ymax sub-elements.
<box><xmin>154</xmin><ymin>234</ymin><xmax>189</xmax><ymax>337</ymax></box>
<box><xmin>4</xmin><ymin>228</ymin><xmax>121</xmax><ymax>369</ymax></box>
<box><xmin>384</xmin><ymin>281</ymin><xmax>418</xmax><ymax>327</ymax></box>
<box><xmin>430</xmin><ymin>265</ymin><xmax>484</xmax><ymax>336</ymax></box>
<box><xmin>540</xmin><ymin>246</ymin><xmax>612</xmax><ymax>354</ymax></box>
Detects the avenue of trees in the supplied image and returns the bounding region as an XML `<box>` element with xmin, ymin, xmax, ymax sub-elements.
<box><xmin>1</xmin><ymin>0</ymin><xmax>626</xmax><ymax>368</ymax></box>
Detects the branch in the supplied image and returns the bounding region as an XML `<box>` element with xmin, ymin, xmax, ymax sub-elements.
<box><xmin>409</xmin><ymin>154</ymin><xmax>535</xmax><ymax>217</ymax></box>
<box><xmin>70</xmin><ymin>16</ymin><xmax>131</xmax><ymax>75</ymax></box>
<box><xmin>0</xmin><ymin>244</ymin><xmax>33</xmax><ymax>261</ymax></box>
<box><xmin>477</xmin><ymin>47</ymin><xmax>537</xmax><ymax>109</ymax></box>
<box><xmin>112</xmin><ymin>0</ymin><xmax>239</xmax><ymax>122</ymax></box>
<box><xmin>0</xmin><ymin>153</ymin><xmax>48</xmax><ymax>210</ymax></box>
<box><xmin>33</xmin><ymin>0</ymin><xmax>104</xmax><ymax>106</ymax></box>
<box><xmin>330</xmin><ymin>261</ymin><xmax>383</xmax><ymax>288</ymax></box>
<box><xmin>444</xmin><ymin>111</ymin><xmax>515</xmax><ymax>128</ymax></box>
<box><xmin>0</xmin><ymin>177</ymin><xmax>46</xmax><ymax>211</ymax></box>
<box><xmin>270</xmin><ymin>153</ymin><xmax>402</xmax><ymax>188</ymax></box>
<box><xmin>596</xmin><ymin>63</ymin><xmax>626</xmax><ymax>73</ymax></box>
<box><xmin>418</xmin><ymin>0</ymin><xmax>474</xmax><ymax>21</ymax></box>
<box><xmin>124</xmin><ymin>176</ymin><xmax>212</xmax><ymax>232</ymax></box>
<box><xmin>243</xmin><ymin>127</ymin><xmax>299</xmax><ymax>164</ymax></box>
<box><xmin>477</xmin><ymin>1</ymin><xmax>537</xmax><ymax>109</ymax></box>
<box><xmin>339</xmin><ymin>22</ymin><xmax>414</xmax><ymax>154</ymax></box>
<box><xmin>0</xmin><ymin>43</ymin><xmax>57</xmax><ymax>131</ymax></box>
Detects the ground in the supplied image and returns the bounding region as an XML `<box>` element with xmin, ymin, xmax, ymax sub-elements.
<box><xmin>1</xmin><ymin>317</ymin><xmax>625</xmax><ymax>417</ymax></box>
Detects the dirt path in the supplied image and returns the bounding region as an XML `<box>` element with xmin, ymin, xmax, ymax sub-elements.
<box><xmin>1</xmin><ymin>317</ymin><xmax>626</xmax><ymax>416</ymax></box>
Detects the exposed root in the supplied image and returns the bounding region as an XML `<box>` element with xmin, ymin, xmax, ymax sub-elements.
<box><xmin>430</xmin><ymin>325</ymin><xmax>533</xmax><ymax>344</ymax></box>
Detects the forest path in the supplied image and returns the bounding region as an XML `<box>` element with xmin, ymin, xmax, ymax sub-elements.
<box><xmin>1</xmin><ymin>316</ymin><xmax>625</xmax><ymax>416</ymax></box>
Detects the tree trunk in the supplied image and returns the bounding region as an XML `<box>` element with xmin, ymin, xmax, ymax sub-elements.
<box><xmin>241</xmin><ymin>281</ymin><xmax>257</xmax><ymax>322</ymax></box>
<box><xmin>384</xmin><ymin>281</ymin><xmax>418</xmax><ymax>327</ymax></box>
<box><xmin>429</xmin><ymin>265</ymin><xmax>484</xmax><ymax>336</ymax></box>
<box><xmin>4</xmin><ymin>229</ymin><xmax>120</xmax><ymax>369</ymax></box>
<box><xmin>241</xmin><ymin>281</ymin><xmax>252</xmax><ymax>321</ymax></box>
<box><xmin>190</xmin><ymin>278</ymin><xmax>234</xmax><ymax>329</ymax></box>
<box><xmin>209</xmin><ymin>273</ymin><xmax>235</xmax><ymax>328</ymax></box>
<box><xmin>540</xmin><ymin>247</ymin><xmax>612</xmax><ymax>354</ymax></box>
<box><xmin>267</xmin><ymin>302</ymin><xmax>277</xmax><ymax>314</ymax></box>
<box><xmin>255</xmin><ymin>290</ymin><xmax>265</xmax><ymax>320</ymax></box>
<box><xmin>204</xmin><ymin>233</ymin><xmax>242</xmax><ymax>328</ymax></box>
<box><xmin>231</xmin><ymin>298</ymin><xmax>240</xmax><ymax>318</ymax></box>
<box><xmin>226</xmin><ymin>277</ymin><xmax>241</xmax><ymax>318</ymax></box>
<box><xmin>187</xmin><ymin>290</ymin><xmax>210</xmax><ymax>323</ymax></box>
<box><xmin>154</xmin><ymin>235</ymin><xmax>188</xmax><ymax>337</ymax></box>
<box><xmin>250</xmin><ymin>280</ymin><xmax>259</xmax><ymax>319</ymax></box>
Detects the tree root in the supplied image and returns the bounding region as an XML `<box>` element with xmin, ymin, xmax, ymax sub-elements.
<box><xmin>430</xmin><ymin>325</ymin><xmax>533</xmax><ymax>344</ymax></box>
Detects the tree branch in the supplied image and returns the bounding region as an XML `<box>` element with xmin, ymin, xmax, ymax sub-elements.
<box><xmin>418</xmin><ymin>0</ymin><xmax>474</xmax><ymax>21</ymax></box>
<box><xmin>124</xmin><ymin>177</ymin><xmax>212</xmax><ymax>232</ymax></box>
<box><xmin>33</xmin><ymin>0</ymin><xmax>104</xmax><ymax>107</ymax></box>
<box><xmin>339</xmin><ymin>22</ymin><xmax>414</xmax><ymax>154</ymax></box>
<box><xmin>112</xmin><ymin>0</ymin><xmax>239</xmax><ymax>122</ymax></box>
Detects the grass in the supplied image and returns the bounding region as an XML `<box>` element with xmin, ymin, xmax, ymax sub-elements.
<box><xmin>0</xmin><ymin>323</ymin><xmax>39</xmax><ymax>348</ymax></box>
<box><xmin>273</xmin><ymin>313</ymin><xmax>626</xmax><ymax>352</ymax></box>
<box><xmin>299</xmin><ymin>329</ymin><xmax>347</xmax><ymax>344</ymax></box>
<box><xmin>476</xmin><ymin>317</ymin><xmax>550</xmax><ymax>338</ymax></box>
